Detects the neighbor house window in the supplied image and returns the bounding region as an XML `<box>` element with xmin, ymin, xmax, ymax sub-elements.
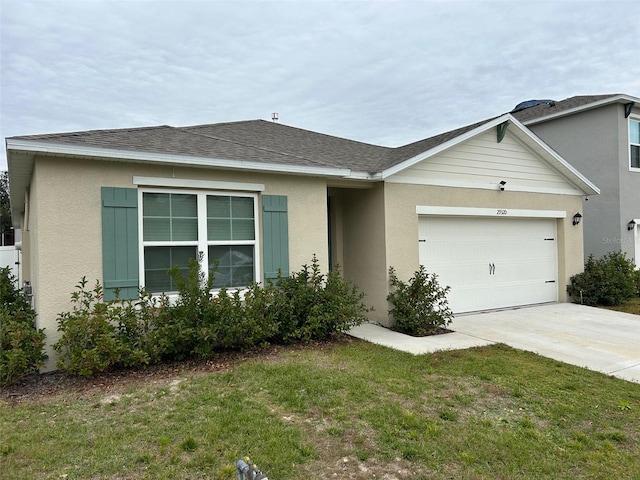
<box><xmin>141</xmin><ymin>190</ymin><xmax>257</xmax><ymax>293</ymax></box>
<box><xmin>631</xmin><ymin>119</ymin><xmax>640</xmax><ymax>169</ymax></box>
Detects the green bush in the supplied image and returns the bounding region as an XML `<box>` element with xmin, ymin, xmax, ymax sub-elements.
<box><xmin>0</xmin><ymin>267</ymin><xmax>47</xmax><ymax>386</ymax></box>
<box><xmin>272</xmin><ymin>255</ymin><xmax>370</xmax><ymax>342</ymax></box>
<box><xmin>54</xmin><ymin>279</ymin><xmax>162</xmax><ymax>376</ymax></box>
<box><xmin>567</xmin><ymin>252</ymin><xmax>637</xmax><ymax>306</ymax></box>
<box><xmin>152</xmin><ymin>254</ymin><xmax>214</xmax><ymax>360</ymax></box>
<box><xmin>55</xmin><ymin>255</ymin><xmax>370</xmax><ymax>376</ymax></box>
<box><xmin>387</xmin><ymin>266</ymin><xmax>453</xmax><ymax>336</ymax></box>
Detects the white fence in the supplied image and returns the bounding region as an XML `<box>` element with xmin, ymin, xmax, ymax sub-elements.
<box><xmin>0</xmin><ymin>246</ymin><xmax>19</xmax><ymax>281</ymax></box>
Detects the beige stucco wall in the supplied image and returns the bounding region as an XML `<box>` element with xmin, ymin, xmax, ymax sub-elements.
<box><xmin>338</xmin><ymin>184</ymin><xmax>390</xmax><ymax>324</ymax></box>
<box><xmin>383</xmin><ymin>182</ymin><xmax>585</xmax><ymax>309</ymax></box>
<box><xmin>30</xmin><ymin>156</ymin><xmax>329</xmax><ymax>370</ymax></box>
<box><xmin>27</xmin><ymin>152</ymin><xmax>588</xmax><ymax>369</ymax></box>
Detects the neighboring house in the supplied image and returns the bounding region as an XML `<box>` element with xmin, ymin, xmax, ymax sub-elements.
<box><xmin>6</xmin><ymin>114</ymin><xmax>598</xmax><ymax>370</ymax></box>
<box><xmin>510</xmin><ymin>94</ymin><xmax>640</xmax><ymax>266</ymax></box>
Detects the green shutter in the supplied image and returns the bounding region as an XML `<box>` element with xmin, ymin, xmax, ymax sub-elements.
<box><xmin>262</xmin><ymin>195</ymin><xmax>289</xmax><ymax>280</ymax></box>
<box><xmin>102</xmin><ymin>187</ymin><xmax>139</xmax><ymax>300</ymax></box>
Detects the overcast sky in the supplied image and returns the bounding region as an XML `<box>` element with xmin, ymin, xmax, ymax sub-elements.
<box><xmin>1</xmin><ymin>0</ymin><xmax>639</xmax><ymax>169</ymax></box>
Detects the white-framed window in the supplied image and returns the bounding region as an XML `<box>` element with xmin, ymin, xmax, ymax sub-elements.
<box><xmin>139</xmin><ymin>188</ymin><xmax>259</xmax><ymax>294</ymax></box>
<box><xmin>630</xmin><ymin>118</ymin><xmax>640</xmax><ymax>170</ymax></box>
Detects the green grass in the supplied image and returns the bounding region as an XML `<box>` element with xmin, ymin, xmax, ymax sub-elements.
<box><xmin>2</xmin><ymin>341</ymin><xmax>639</xmax><ymax>479</ymax></box>
<box><xmin>602</xmin><ymin>297</ymin><xmax>640</xmax><ymax>315</ymax></box>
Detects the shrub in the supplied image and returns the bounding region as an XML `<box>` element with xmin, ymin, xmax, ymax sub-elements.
<box><xmin>55</xmin><ymin>254</ymin><xmax>371</xmax><ymax>375</ymax></box>
<box><xmin>567</xmin><ymin>252</ymin><xmax>637</xmax><ymax>306</ymax></box>
<box><xmin>152</xmin><ymin>254</ymin><xmax>214</xmax><ymax>360</ymax></box>
<box><xmin>0</xmin><ymin>267</ymin><xmax>47</xmax><ymax>385</ymax></box>
<box><xmin>387</xmin><ymin>266</ymin><xmax>453</xmax><ymax>336</ymax></box>
<box><xmin>272</xmin><ymin>255</ymin><xmax>370</xmax><ymax>342</ymax></box>
<box><xmin>54</xmin><ymin>279</ymin><xmax>161</xmax><ymax>376</ymax></box>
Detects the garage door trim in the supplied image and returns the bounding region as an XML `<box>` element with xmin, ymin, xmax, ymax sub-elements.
<box><xmin>416</xmin><ymin>205</ymin><xmax>567</xmax><ymax>219</ymax></box>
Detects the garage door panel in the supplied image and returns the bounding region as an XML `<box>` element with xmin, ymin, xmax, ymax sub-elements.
<box><xmin>419</xmin><ymin>216</ymin><xmax>558</xmax><ymax>313</ymax></box>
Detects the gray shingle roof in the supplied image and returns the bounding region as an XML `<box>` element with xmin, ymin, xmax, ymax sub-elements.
<box><xmin>10</xmin><ymin>120</ymin><xmax>393</xmax><ymax>172</ymax></box>
<box><xmin>7</xmin><ymin>93</ymin><xmax>631</xmax><ymax>174</ymax></box>
<box><xmin>510</xmin><ymin>94</ymin><xmax>622</xmax><ymax>123</ymax></box>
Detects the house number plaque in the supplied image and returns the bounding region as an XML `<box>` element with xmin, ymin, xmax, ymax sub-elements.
<box><xmin>496</xmin><ymin>209</ymin><xmax>508</xmax><ymax>215</ymax></box>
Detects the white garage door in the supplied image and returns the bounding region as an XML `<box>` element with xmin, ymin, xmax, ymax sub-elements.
<box><xmin>418</xmin><ymin>216</ymin><xmax>558</xmax><ymax>313</ymax></box>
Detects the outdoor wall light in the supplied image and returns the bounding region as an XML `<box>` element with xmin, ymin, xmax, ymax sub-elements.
<box><xmin>628</xmin><ymin>219</ymin><xmax>637</xmax><ymax>231</ymax></box>
<box><xmin>572</xmin><ymin>212</ymin><xmax>583</xmax><ymax>226</ymax></box>
<box><xmin>499</xmin><ymin>180</ymin><xmax>507</xmax><ymax>191</ymax></box>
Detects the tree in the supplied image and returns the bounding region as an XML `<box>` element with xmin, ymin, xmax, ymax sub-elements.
<box><xmin>0</xmin><ymin>171</ymin><xmax>12</xmax><ymax>242</ymax></box>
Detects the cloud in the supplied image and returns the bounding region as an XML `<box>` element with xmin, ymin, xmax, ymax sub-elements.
<box><xmin>1</xmin><ymin>0</ymin><xmax>639</xmax><ymax>168</ymax></box>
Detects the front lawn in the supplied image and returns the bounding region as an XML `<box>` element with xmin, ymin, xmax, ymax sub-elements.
<box><xmin>602</xmin><ymin>297</ymin><xmax>640</xmax><ymax>316</ymax></box>
<box><xmin>2</xmin><ymin>340</ymin><xmax>639</xmax><ymax>479</ymax></box>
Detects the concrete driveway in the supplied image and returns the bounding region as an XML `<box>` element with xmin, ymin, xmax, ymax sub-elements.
<box><xmin>451</xmin><ymin>303</ymin><xmax>640</xmax><ymax>383</ymax></box>
<box><xmin>349</xmin><ymin>303</ymin><xmax>640</xmax><ymax>383</ymax></box>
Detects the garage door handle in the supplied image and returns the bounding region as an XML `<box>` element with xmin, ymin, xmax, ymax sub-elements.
<box><xmin>545</xmin><ymin>280</ymin><xmax>556</xmax><ymax>283</ymax></box>
<box><xmin>489</xmin><ymin>263</ymin><xmax>495</xmax><ymax>275</ymax></box>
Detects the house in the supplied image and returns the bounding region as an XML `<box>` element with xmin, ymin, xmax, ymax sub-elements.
<box><xmin>6</xmin><ymin>114</ymin><xmax>598</xmax><ymax>370</ymax></box>
<box><xmin>510</xmin><ymin>94</ymin><xmax>640</xmax><ymax>266</ymax></box>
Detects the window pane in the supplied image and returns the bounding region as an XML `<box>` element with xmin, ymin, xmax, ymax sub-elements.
<box><xmin>172</xmin><ymin>194</ymin><xmax>197</xmax><ymax>217</ymax></box>
<box><xmin>207</xmin><ymin>196</ymin><xmax>230</xmax><ymax>217</ymax></box>
<box><xmin>232</xmin><ymin>219</ymin><xmax>255</xmax><ymax>240</ymax></box>
<box><xmin>207</xmin><ymin>195</ymin><xmax>255</xmax><ymax>241</ymax></box>
<box><xmin>209</xmin><ymin>245</ymin><xmax>254</xmax><ymax>288</ymax></box>
<box><xmin>630</xmin><ymin>120</ymin><xmax>640</xmax><ymax>144</ymax></box>
<box><xmin>143</xmin><ymin>193</ymin><xmax>197</xmax><ymax>241</ymax></box>
<box><xmin>208</xmin><ymin>219</ymin><xmax>231</xmax><ymax>241</ymax></box>
<box><xmin>632</xmin><ymin>145</ymin><xmax>640</xmax><ymax>168</ymax></box>
<box><xmin>143</xmin><ymin>218</ymin><xmax>170</xmax><ymax>241</ymax></box>
<box><xmin>232</xmin><ymin>197</ymin><xmax>254</xmax><ymax>218</ymax></box>
<box><xmin>144</xmin><ymin>246</ymin><xmax>197</xmax><ymax>293</ymax></box>
<box><xmin>172</xmin><ymin>218</ymin><xmax>198</xmax><ymax>241</ymax></box>
<box><xmin>143</xmin><ymin>193</ymin><xmax>170</xmax><ymax>216</ymax></box>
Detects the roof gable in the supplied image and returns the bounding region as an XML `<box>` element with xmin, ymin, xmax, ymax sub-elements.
<box><xmin>383</xmin><ymin>115</ymin><xmax>599</xmax><ymax>196</ymax></box>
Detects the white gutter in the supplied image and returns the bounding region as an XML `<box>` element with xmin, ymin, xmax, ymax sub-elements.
<box><xmin>6</xmin><ymin>139</ymin><xmax>356</xmax><ymax>179</ymax></box>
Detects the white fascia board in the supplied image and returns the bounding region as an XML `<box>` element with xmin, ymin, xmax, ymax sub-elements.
<box><xmin>416</xmin><ymin>205</ymin><xmax>567</xmax><ymax>218</ymax></box>
<box><xmin>507</xmin><ymin>116</ymin><xmax>600</xmax><ymax>196</ymax></box>
<box><xmin>387</xmin><ymin>176</ymin><xmax>584</xmax><ymax>195</ymax></box>
<box><xmin>380</xmin><ymin>115</ymin><xmax>512</xmax><ymax>179</ymax></box>
<box><xmin>347</xmin><ymin>171</ymin><xmax>383</xmax><ymax>181</ymax></box>
<box><xmin>6</xmin><ymin>139</ymin><xmax>353</xmax><ymax>178</ymax></box>
<box><xmin>133</xmin><ymin>176</ymin><xmax>266</xmax><ymax>191</ymax></box>
<box><xmin>521</xmin><ymin>95</ymin><xmax>640</xmax><ymax>126</ymax></box>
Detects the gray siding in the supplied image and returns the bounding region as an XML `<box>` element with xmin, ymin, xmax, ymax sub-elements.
<box><xmin>528</xmin><ymin>103</ymin><xmax>640</xmax><ymax>262</ymax></box>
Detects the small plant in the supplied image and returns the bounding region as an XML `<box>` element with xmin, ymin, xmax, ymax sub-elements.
<box><xmin>0</xmin><ymin>267</ymin><xmax>47</xmax><ymax>386</ymax></box>
<box><xmin>179</xmin><ymin>437</ymin><xmax>198</xmax><ymax>452</ymax></box>
<box><xmin>567</xmin><ymin>252</ymin><xmax>637</xmax><ymax>306</ymax></box>
<box><xmin>618</xmin><ymin>401</ymin><xmax>632</xmax><ymax>411</ymax></box>
<box><xmin>387</xmin><ymin>266</ymin><xmax>453</xmax><ymax>336</ymax></box>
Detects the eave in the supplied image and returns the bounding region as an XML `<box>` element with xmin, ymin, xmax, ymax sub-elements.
<box><xmin>521</xmin><ymin>94</ymin><xmax>640</xmax><ymax>126</ymax></box>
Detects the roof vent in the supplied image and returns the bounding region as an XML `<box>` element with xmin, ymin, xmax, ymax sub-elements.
<box><xmin>271</xmin><ymin>113</ymin><xmax>279</xmax><ymax>122</ymax></box>
<box><xmin>511</xmin><ymin>99</ymin><xmax>556</xmax><ymax>112</ymax></box>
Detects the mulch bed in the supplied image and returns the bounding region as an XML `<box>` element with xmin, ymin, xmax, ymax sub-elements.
<box><xmin>0</xmin><ymin>337</ymin><xmax>357</xmax><ymax>405</ymax></box>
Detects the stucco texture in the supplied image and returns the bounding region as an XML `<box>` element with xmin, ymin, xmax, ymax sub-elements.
<box><xmin>383</xmin><ymin>182</ymin><xmax>585</xmax><ymax>308</ymax></box>
<box><xmin>28</xmin><ymin>156</ymin><xmax>329</xmax><ymax>370</ymax></box>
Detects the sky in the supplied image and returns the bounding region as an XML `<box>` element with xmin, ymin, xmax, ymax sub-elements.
<box><xmin>1</xmin><ymin>0</ymin><xmax>639</xmax><ymax>169</ymax></box>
